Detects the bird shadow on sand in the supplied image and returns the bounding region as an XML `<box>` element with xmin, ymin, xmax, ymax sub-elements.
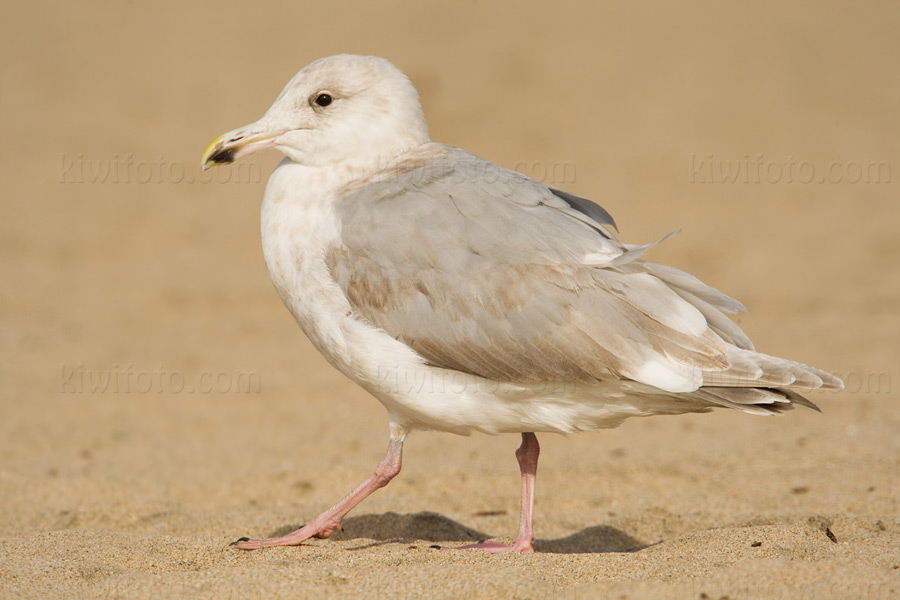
<box><xmin>269</xmin><ymin>511</ymin><xmax>486</xmax><ymax>548</ymax></box>
<box><xmin>269</xmin><ymin>512</ymin><xmax>647</xmax><ymax>554</ymax></box>
<box><xmin>533</xmin><ymin>525</ymin><xmax>649</xmax><ymax>554</ymax></box>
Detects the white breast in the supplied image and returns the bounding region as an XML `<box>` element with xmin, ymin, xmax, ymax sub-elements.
<box><xmin>260</xmin><ymin>160</ymin><xmax>426</xmax><ymax>398</ymax></box>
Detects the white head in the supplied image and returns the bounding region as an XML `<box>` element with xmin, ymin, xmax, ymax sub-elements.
<box><xmin>202</xmin><ymin>54</ymin><xmax>430</xmax><ymax>171</ymax></box>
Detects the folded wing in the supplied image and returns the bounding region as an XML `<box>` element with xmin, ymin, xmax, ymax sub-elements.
<box><xmin>326</xmin><ymin>145</ymin><xmax>842</xmax><ymax>405</ymax></box>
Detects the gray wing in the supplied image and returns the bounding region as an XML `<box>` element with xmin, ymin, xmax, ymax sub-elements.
<box><xmin>326</xmin><ymin>145</ymin><xmax>840</xmax><ymax>397</ymax></box>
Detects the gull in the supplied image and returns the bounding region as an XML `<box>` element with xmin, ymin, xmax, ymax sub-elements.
<box><xmin>201</xmin><ymin>54</ymin><xmax>843</xmax><ymax>553</ymax></box>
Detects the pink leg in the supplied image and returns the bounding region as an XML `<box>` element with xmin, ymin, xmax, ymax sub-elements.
<box><xmin>232</xmin><ymin>436</ymin><xmax>404</xmax><ymax>550</ymax></box>
<box><xmin>457</xmin><ymin>432</ymin><xmax>539</xmax><ymax>553</ymax></box>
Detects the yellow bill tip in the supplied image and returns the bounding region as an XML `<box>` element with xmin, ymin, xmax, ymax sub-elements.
<box><xmin>201</xmin><ymin>134</ymin><xmax>229</xmax><ymax>170</ymax></box>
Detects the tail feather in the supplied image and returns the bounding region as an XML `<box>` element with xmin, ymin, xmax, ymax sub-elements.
<box><xmin>694</xmin><ymin>386</ymin><xmax>821</xmax><ymax>415</ymax></box>
<box><xmin>702</xmin><ymin>347</ymin><xmax>843</xmax><ymax>391</ymax></box>
<box><xmin>689</xmin><ymin>347</ymin><xmax>840</xmax><ymax>416</ymax></box>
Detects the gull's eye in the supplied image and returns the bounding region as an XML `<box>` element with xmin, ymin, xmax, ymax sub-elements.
<box><xmin>313</xmin><ymin>92</ymin><xmax>333</xmax><ymax>108</ymax></box>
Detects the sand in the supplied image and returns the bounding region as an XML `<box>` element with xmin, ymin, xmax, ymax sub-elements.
<box><xmin>1</xmin><ymin>1</ymin><xmax>898</xmax><ymax>598</ymax></box>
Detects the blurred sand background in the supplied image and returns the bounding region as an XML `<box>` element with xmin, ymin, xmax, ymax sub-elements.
<box><xmin>1</xmin><ymin>1</ymin><xmax>899</xmax><ymax>598</ymax></box>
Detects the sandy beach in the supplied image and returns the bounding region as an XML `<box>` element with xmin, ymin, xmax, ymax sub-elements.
<box><xmin>1</xmin><ymin>2</ymin><xmax>898</xmax><ymax>598</ymax></box>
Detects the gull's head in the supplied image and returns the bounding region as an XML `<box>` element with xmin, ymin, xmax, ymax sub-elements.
<box><xmin>202</xmin><ymin>54</ymin><xmax>430</xmax><ymax>170</ymax></box>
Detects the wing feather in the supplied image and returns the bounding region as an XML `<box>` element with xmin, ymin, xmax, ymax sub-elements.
<box><xmin>326</xmin><ymin>144</ymin><xmax>841</xmax><ymax>402</ymax></box>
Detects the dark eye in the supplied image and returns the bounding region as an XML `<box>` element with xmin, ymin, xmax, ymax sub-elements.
<box><xmin>314</xmin><ymin>93</ymin><xmax>333</xmax><ymax>107</ymax></box>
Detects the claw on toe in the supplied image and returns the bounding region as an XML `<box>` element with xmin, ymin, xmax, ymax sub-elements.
<box><xmin>230</xmin><ymin>536</ymin><xmax>274</xmax><ymax>551</ymax></box>
<box><xmin>230</xmin><ymin>536</ymin><xmax>262</xmax><ymax>551</ymax></box>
